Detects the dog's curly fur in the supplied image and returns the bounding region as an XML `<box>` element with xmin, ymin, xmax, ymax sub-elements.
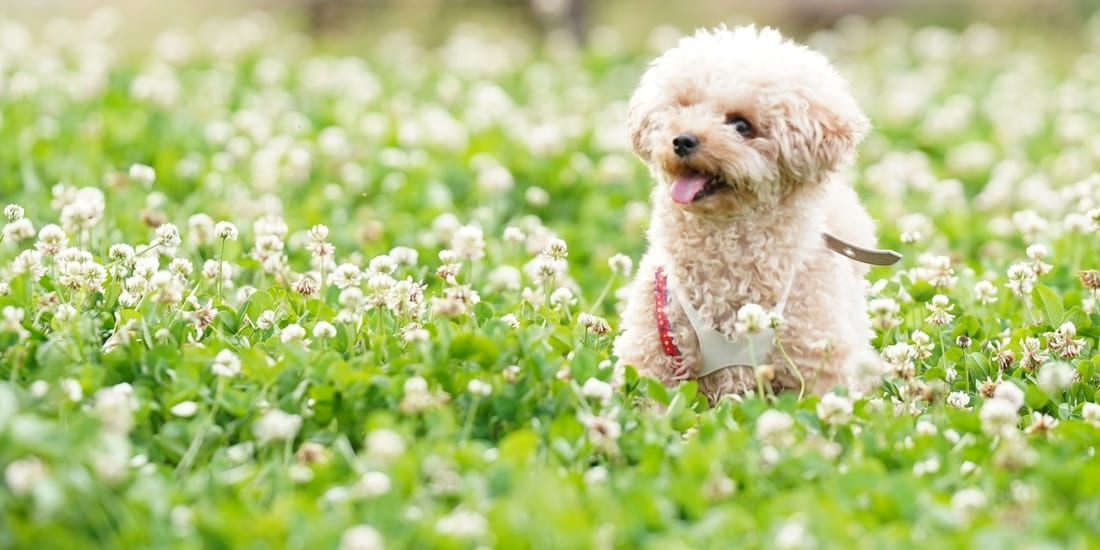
<box><xmin>613</xmin><ymin>25</ymin><xmax>879</xmax><ymax>404</ymax></box>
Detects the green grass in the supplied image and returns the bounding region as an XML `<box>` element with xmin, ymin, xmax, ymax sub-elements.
<box><xmin>2</xmin><ymin>10</ymin><xmax>1100</xmax><ymax>550</ymax></box>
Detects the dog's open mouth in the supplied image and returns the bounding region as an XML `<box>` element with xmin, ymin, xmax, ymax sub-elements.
<box><xmin>670</xmin><ymin>172</ymin><xmax>725</xmax><ymax>204</ymax></box>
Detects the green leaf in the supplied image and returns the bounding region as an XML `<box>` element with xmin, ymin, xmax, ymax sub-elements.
<box><xmin>1025</xmin><ymin>383</ymin><xmax>1050</xmax><ymax>409</ymax></box>
<box><xmin>645</xmin><ymin>377</ymin><xmax>670</xmax><ymax>404</ymax></box>
<box><xmin>473</xmin><ymin>301</ymin><xmax>494</xmax><ymax>327</ymax></box>
<box><xmin>1031</xmin><ymin>284</ymin><xmax>1064</xmax><ymax>328</ymax></box>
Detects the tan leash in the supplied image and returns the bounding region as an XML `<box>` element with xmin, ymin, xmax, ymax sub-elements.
<box><xmin>823</xmin><ymin>233</ymin><xmax>902</xmax><ymax>266</ymax></box>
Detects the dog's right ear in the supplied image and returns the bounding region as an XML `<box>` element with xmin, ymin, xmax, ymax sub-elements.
<box><xmin>626</xmin><ymin>85</ymin><xmax>657</xmax><ymax>162</ymax></box>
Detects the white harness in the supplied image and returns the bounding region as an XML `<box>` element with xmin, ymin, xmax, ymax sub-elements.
<box><xmin>667</xmin><ymin>232</ymin><xmax>901</xmax><ymax>378</ymax></box>
<box><xmin>670</xmin><ymin>270</ymin><xmax>796</xmax><ymax>377</ymax></box>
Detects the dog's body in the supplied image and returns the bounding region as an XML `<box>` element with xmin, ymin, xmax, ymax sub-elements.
<box><xmin>613</xmin><ymin>25</ymin><xmax>880</xmax><ymax>403</ymax></box>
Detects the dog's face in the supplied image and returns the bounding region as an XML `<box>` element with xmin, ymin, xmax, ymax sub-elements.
<box><xmin>627</xmin><ymin>26</ymin><xmax>870</xmax><ymax>215</ymax></box>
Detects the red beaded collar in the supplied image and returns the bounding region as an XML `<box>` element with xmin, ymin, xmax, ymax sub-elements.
<box><xmin>653</xmin><ymin>267</ymin><xmax>691</xmax><ymax>381</ymax></box>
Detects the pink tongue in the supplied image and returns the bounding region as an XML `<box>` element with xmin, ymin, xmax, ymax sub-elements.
<box><xmin>670</xmin><ymin>174</ymin><xmax>709</xmax><ymax>204</ymax></box>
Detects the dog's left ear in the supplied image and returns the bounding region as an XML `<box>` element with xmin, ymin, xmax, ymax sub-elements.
<box><xmin>779</xmin><ymin>96</ymin><xmax>871</xmax><ymax>179</ymax></box>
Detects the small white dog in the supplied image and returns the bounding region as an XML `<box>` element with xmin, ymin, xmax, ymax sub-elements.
<box><xmin>613</xmin><ymin>25</ymin><xmax>898</xmax><ymax>404</ymax></box>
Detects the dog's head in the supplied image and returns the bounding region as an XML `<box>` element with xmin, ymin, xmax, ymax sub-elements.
<box><xmin>627</xmin><ymin>25</ymin><xmax>870</xmax><ymax>214</ymax></box>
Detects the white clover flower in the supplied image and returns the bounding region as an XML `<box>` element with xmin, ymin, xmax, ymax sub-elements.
<box><xmin>312</xmin><ymin>321</ymin><xmax>336</xmax><ymax>339</ymax></box>
<box><xmin>368</xmin><ymin>254</ymin><xmax>397</xmax><ymax>275</ymax></box>
<box><xmin>913</xmin><ymin>457</ymin><xmax>940</xmax><ymax>476</ymax></box>
<box><xmin>1037</xmin><ymin>361</ymin><xmax>1074</xmax><ymax>395</ymax></box>
<box><xmin>467</xmin><ymin>379</ymin><xmax>492</xmax><ymax>397</ymax></box>
<box><xmin>129</xmin><ymin>163</ymin><xmax>156</xmax><ymax>187</ymax></box>
<box><xmin>94</xmin><ymin>383</ymin><xmax>136</xmax><ymax>434</ymax></box>
<box><xmin>4</xmin><ymin>456</ymin><xmax>47</xmax><ymax>496</ymax></box>
<box><xmin>1047</xmin><ymin>322</ymin><xmax>1086</xmax><ymax>359</ymax></box>
<box><xmin>584</xmin><ymin>465</ymin><xmax>609</xmax><ymax>486</ymax></box>
<box><xmin>292</xmin><ymin>274</ymin><xmax>319</xmax><ymax>298</ymax></box>
<box><xmin>188</xmin><ymin>214</ymin><xmax>215</xmax><ymax>245</ymax></box>
<box><xmin>579</xmin><ymin>410</ymin><xmax>622</xmax><ymax>453</ymax></box>
<box><xmin>950</xmin><ymin>488</ymin><xmax>987</xmax><ymax>521</ymax></box>
<box><xmin>525</xmin><ymin>186</ymin><xmax>550</xmax><ymax>206</ymax></box>
<box><xmin>1006</xmin><ymin>262</ymin><xmax>1036</xmax><ymax>296</ymax></box>
<box><xmin>10</xmin><ymin>250</ymin><xmax>45</xmax><ymax>280</ymax></box>
<box><xmin>169</xmin><ymin>257</ymin><xmax>193</xmax><ymax>280</ymax></box>
<box><xmin>451</xmin><ymin>224</ymin><xmax>486</xmax><ymax>261</ymax></box>
<box><xmin>2</xmin><ymin>218</ymin><xmax>35</xmax><ymax>242</ymax></box>
<box><xmin>774</xmin><ymin>520</ymin><xmax>814</xmax><ymax>550</ymax></box>
<box><xmin>503</xmin><ymin>226</ymin><xmax>526</xmax><ymax>243</ymax></box>
<box><xmin>255</xmin><ymin>309</ymin><xmax>278</xmax><ymax>330</ymax></box>
<box><xmin>307</xmin><ymin>224</ymin><xmax>329</xmax><ymax>243</ymax></box>
<box><xmin>365</xmin><ymin>428</ymin><xmax>406</xmax><ymax>464</ymax></box>
<box><xmin>549</xmin><ymin>287</ymin><xmax>575</xmax><ymax>308</ymax></box>
<box><xmin>735</xmin><ymin>303</ymin><xmax>769</xmax><ymax>334</ymax></box>
<box><xmin>1025</xmin><ymin>243</ymin><xmax>1053</xmax><ymax>276</ymax></box>
<box><xmin>155</xmin><ymin>223</ymin><xmax>181</xmax><ymax>251</ymax></box>
<box><xmin>909</xmin><ymin>330</ymin><xmax>934</xmax><ymax>360</ymax></box>
<box><xmin>577</xmin><ymin>313</ymin><xmax>611</xmax><ymax>335</ymax></box>
<box><xmin>915</xmin><ymin>253</ymin><xmax>956</xmax><ymax>288</ymax></box>
<box><xmin>607</xmin><ymin>253</ymin><xmax>633</xmax><ymax>276</ymax></box>
<box><xmin>980</xmin><ymin>397</ymin><xmax>1019</xmax><ymax>437</ymax></box>
<box><xmin>252</xmin><ymin>409</ymin><xmax>302</xmax><ymax>444</ymax></box>
<box><xmin>581</xmin><ymin>377</ymin><xmax>614</xmax><ymax>406</ymax></box>
<box><xmin>202</xmin><ymin>260</ymin><xmax>233</xmax><ymax>283</ymax></box>
<box><xmin>355</xmin><ymin>471</ymin><xmax>392</xmax><ymax>498</ymax></box>
<box><xmin>400</xmin><ymin>323</ymin><xmax>429</xmax><ymax>343</ymax></box>
<box><xmin>1082</xmin><ymin>402</ymin><xmax>1100</xmax><ymax>426</ymax></box>
<box><xmin>59</xmin><ymin>378</ymin><xmax>83</xmax><ymax>401</ymax></box>
<box><xmin>816</xmin><ymin>393</ymin><xmax>853</xmax><ymax>426</ymax></box>
<box><xmin>947</xmin><ymin>391</ymin><xmax>971</xmax><ymax>409</ymax></box>
<box><xmin>488</xmin><ymin>265</ymin><xmax>522</xmax><ymax>292</ymax></box>
<box><xmin>500</xmin><ymin>314</ymin><xmax>520</xmax><ymax>329</ymax></box>
<box><xmin>54</xmin><ymin>303</ymin><xmax>76</xmax><ymax>322</ymax></box>
<box><xmin>332</xmin><ymin>263</ymin><xmax>362</xmax><ymax>290</ymax></box>
<box><xmin>389</xmin><ymin>246</ymin><xmax>418</xmax><ymax>266</ymax></box>
<box><xmin>212</xmin><ymin>349</ymin><xmax>241</xmax><ymax>378</ymax></box>
<box><xmin>1026</xmin><ymin>411</ymin><xmax>1059</xmax><ymax>435</ymax></box>
<box><xmin>1012</xmin><ymin>209</ymin><xmax>1047</xmax><ymax>242</ymax></box>
<box><xmin>4</xmin><ymin>204</ymin><xmax>24</xmax><ymax>222</ymax></box>
<box><xmin>526</xmin><ymin>255</ymin><xmax>566</xmax><ymax>287</ymax></box>
<box><xmin>993</xmin><ymin>382</ymin><xmax>1025</xmax><ymax>411</ymax></box>
<box><xmin>924</xmin><ymin>294</ymin><xmax>955</xmax><ymax>325</ymax></box>
<box><xmin>1087</xmin><ymin>207</ymin><xmax>1100</xmax><ymax>232</ymax></box>
<box><xmin>148</xmin><ymin>270</ymin><xmax>184</xmax><ymax>305</ymax></box>
<box><xmin>435</xmin><ymin>507</ymin><xmax>488</xmax><ymax>539</ymax></box>
<box><xmin>214</xmin><ymin>221</ymin><xmax>238</xmax><ymax>241</ymax></box>
<box><xmin>170</xmin><ymin>400</ymin><xmax>199</xmax><ymax>418</ymax></box>
<box><xmin>36</xmin><ymin>224</ymin><xmax>68</xmax><ymax>256</ymax></box>
<box><xmin>280</xmin><ymin>323</ymin><xmax>307</xmax><ymax>344</ymax></box>
<box><xmin>542</xmin><ymin>238</ymin><xmax>569</xmax><ymax>261</ymax></box>
<box><xmin>867</xmin><ymin>297</ymin><xmax>901</xmax><ymax>331</ymax></box>
<box><xmin>476</xmin><ymin>164</ymin><xmax>514</xmax><ymax>194</ymax></box>
<box><xmin>755</xmin><ymin>410</ymin><xmax>796</xmax><ymax>448</ymax></box>
<box><xmin>29</xmin><ymin>380</ymin><xmax>49</xmax><ymax>398</ymax></box>
<box><xmin>915</xmin><ymin>420</ymin><xmax>938</xmax><ymax>437</ymax></box>
<box><xmin>59</xmin><ymin>188</ymin><xmax>105</xmax><ymax>232</ymax></box>
<box><xmin>973</xmin><ymin>280</ymin><xmax>998</xmax><ymax>305</ymax></box>
<box><xmin>339</xmin><ymin>525</ymin><xmax>385</xmax><ymax>550</ymax></box>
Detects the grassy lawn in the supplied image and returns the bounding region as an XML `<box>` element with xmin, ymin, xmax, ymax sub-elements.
<box><xmin>1</xmin><ymin>8</ymin><xmax>1100</xmax><ymax>549</ymax></box>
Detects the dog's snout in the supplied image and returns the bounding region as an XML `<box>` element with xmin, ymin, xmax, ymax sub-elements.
<box><xmin>672</xmin><ymin>133</ymin><xmax>700</xmax><ymax>158</ymax></box>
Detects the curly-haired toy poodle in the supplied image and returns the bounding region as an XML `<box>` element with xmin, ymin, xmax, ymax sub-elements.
<box><xmin>613</xmin><ymin>25</ymin><xmax>899</xmax><ymax>404</ymax></box>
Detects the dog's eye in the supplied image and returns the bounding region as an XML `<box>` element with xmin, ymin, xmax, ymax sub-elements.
<box><xmin>725</xmin><ymin>115</ymin><xmax>754</xmax><ymax>137</ymax></box>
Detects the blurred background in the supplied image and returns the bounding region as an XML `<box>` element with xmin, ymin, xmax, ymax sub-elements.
<box><xmin>3</xmin><ymin>0</ymin><xmax>1098</xmax><ymax>49</ymax></box>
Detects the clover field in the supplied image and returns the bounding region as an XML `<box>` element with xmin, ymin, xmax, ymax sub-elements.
<box><xmin>2</xmin><ymin>9</ymin><xmax>1100</xmax><ymax>550</ymax></box>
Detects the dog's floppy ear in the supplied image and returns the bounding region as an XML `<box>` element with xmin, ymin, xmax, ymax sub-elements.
<box><xmin>778</xmin><ymin>95</ymin><xmax>870</xmax><ymax>179</ymax></box>
<box><xmin>625</xmin><ymin>83</ymin><xmax>658</xmax><ymax>162</ymax></box>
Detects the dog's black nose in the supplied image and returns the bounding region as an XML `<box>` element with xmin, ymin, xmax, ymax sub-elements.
<box><xmin>672</xmin><ymin>133</ymin><xmax>700</xmax><ymax>158</ymax></box>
